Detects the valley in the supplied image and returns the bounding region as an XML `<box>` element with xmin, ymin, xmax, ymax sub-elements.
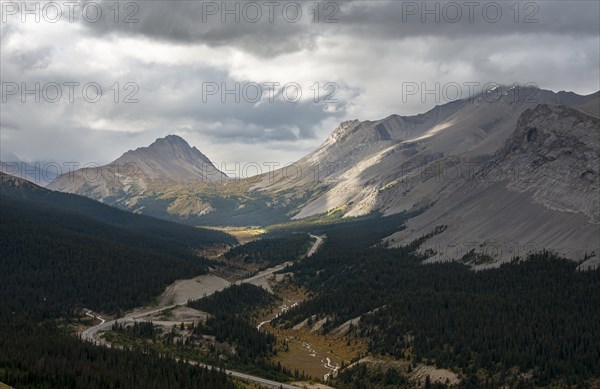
<box><xmin>2</xmin><ymin>88</ymin><xmax>599</xmax><ymax>388</ymax></box>
<box><xmin>72</xmin><ymin>209</ymin><xmax>600</xmax><ymax>388</ymax></box>
<box><xmin>79</xmin><ymin>233</ymin><xmax>334</xmax><ymax>388</ymax></box>
<box><xmin>2</xmin><ymin>2</ymin><xmax>599</xmax><ymax>387</ymax></box>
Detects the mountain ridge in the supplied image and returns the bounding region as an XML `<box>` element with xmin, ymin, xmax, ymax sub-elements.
<box><xmin>267</xmin><ymin>86</ymin><xmax>599</xmax><ymax>220</ymax></box>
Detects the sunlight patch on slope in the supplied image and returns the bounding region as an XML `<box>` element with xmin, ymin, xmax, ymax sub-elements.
<box><xmin>404</xmin><ymin>119</ymin><xmax>456</xmax><ymax>143</ymax></box>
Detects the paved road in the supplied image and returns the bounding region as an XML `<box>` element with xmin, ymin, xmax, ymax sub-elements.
<box><xmin>307</xmin><ymin>234</ymin><xmax>326</xmax><ymax>257</ymax></box>
<box><xmin>81</xmin><ymin>305</ymin><xmax>177</xmax><ymax>345</ymax></box>
<box><xmin>235</xmin><ymin>261</ymin><xmax>292</xmax><ymax>285</ymax></box>
<box><xmin>193</xmin><ymin>363</ymin><xmax>300</xmax><ymax>389</ymax></box>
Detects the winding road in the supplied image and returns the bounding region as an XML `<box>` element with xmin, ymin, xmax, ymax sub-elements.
<box><xmin>307</xmin><ymin>234</ymin><xmax>326</xmax><ymax>257</ymax></box>
<box><xmin>81</xmin><ymin>233</ymin><xmax>326</xmax><ymax>388</ymax></box>
<box><xmin>82</xmin><ymin>291</ymin><xmax>297</xmax><ymax>388</ymax></box>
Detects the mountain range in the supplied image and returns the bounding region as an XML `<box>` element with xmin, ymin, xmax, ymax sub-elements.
<box><xmin>44</xmin><ymin>86</ymin><xmax>600</xmax><ymax>265</ymax></box>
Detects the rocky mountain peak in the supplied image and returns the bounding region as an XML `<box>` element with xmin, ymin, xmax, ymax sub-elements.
<box><xmin>110</xmin><ymin>134</ymin><xmax>226</xmax><ymax>184</ymax></box>
<box><xmin>118</xmin><ymin>135</ymin><xmax>211</xmax><ymax>164</ymax></box>
<box><xmin>326</xmin><ymin>119</ymin><xmax>361</xmax><ymax>144</ymax></box>
<box><xmin>150</xmin><ymin>134</ymin><xmax>191</xmax><ymax>149</ymax></box>
<box><xmin>387</xmin><ymin>103</ymin><xmax>600</xmax><ymax>265</ymax></box>
<box><xmin>47</xmin><ymin>134</ymin><xmax>227</xmax><ymax>203</ymax></box>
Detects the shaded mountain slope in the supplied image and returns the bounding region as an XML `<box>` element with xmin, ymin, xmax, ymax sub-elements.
<box><xmin>0</xmin><ymin>172</ymin><xmax>235</xmax><ymax>317</ymax></box>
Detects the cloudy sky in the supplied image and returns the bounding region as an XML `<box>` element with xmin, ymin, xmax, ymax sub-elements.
<box><xmin>1</xmin><ymin>0</ymin><xmax>599</xmax><ymax>170</ymax></box>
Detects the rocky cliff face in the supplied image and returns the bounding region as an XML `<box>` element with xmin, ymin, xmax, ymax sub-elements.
<box><xmin>494</xmin><ymin>104</ymin><xmax>599</xmax><ymax>223</ymax></box>
<box><xmin>386</xmin><ymin>104</ymin><xmax>600</xmax><ymax>266</ymax></box>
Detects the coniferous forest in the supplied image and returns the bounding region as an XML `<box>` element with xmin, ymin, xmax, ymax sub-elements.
<box><xmin>0</xmin><ymin>319</ymin><xmax>236</xmax><ymax>389</ymax></box>
<box><xmin>0</xmin><ymin>178</ymin><xmax>234</xmax><ymax>318</ymax></box>
<box><xmin>188</xmin><ymin>284</ymin><xmax>280</xmax><ymax>363</ymax></box>
<box><xmin>273</xmin><ymin>215</ymin><xmax>600</xmax><ymax>387</ymax></box>
<box><xmin>187</xmin><ymin>284</ymin><xmax>292</xmax><ymax>377</ymax></box>
<box><xmin>0</xmin><ymin>176</ymin><xmax>240</xmax><ymax>388</ymax></box>
<box><xmin>224</xmin><ymin>234</ymin><xmax>312</xmax><ymax>267</ymax></box>
<box><xmin>188</xmin><ymin>283</ymin><xmax>278</xmax><ymax>317</ymax></box>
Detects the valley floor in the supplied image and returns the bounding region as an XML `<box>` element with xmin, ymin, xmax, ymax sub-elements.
<box><xmin>81</xmin><ymin>234</ymin><xmax>331</xmax><ymax>388</ymax></box>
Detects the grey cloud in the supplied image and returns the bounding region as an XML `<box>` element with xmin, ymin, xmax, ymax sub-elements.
<box><xmin>81</xmin><ymin>0</ymin><xmax>320</xmax><ymax>56</ymax></box>
<box><xmin>0</xmin><ymin>48</ymin><xmax>350</xmax><ymax>162</ymax></box>
<box><xmin>81</xmin><ymin>61</ymin><xmax>351</xmax><ymax>142</ymax></box>
<box><xmin>9</xmin><ymin>47</ymin><xmax>53</xmax><ymax>71</ymax></box>
<box><xmin>337</xmin><ymin>1</ymin><xmax>600</xmax><ymax>39</ymax></box>
<box><xmin>78</xmin><ymin>1</ymin><xmax>599</xmax><ymax>57</ymax></box>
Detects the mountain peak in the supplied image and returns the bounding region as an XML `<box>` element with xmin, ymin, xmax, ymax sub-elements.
<box><xmin>152</xmin><ymin>134</ymin><xmax>189</xmax><ymax>147</ymax></box>
<box><xmin>47</xmin><ymin>134</ymin><xmax>227</xmax><ymax>200</ymax></box>
<box><xmin>120</xmin><ymin>134</ymin><xmax>209</xmax><ymax>164</ymax></box>
<box><xmin>138</xmin><ymin>134</ymin><xmax>195</xmax><ymax>154</ymax></box>
<box><xmin>112</xmin><ymin>134</ymin><xmax>226</xmax><ymax>183</ymax></box>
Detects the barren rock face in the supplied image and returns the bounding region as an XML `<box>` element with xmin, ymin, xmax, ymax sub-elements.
<box><xmin>492</xmin><ymin>105</ymin><xmax>599</xmax><ymax>223</ymax></box>
<box><xmin>387</xmin><ymin>105</ymin><xmax>600</xmax><ymax>264</ymax></box>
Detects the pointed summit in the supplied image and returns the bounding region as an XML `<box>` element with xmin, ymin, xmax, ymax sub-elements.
<box><xmin>149</xmin><ymin>134</ymin><xmax>192</xmax><ymax>149</ymax></box>
<box><xmin>113</xmin><ymin>135</ymin><xmax>226</xmax><ymax>184</ymax></box>
<box><xmin>162</xmin><ymin>134</ymin><xmax>187</xmax><ymax>143</ymax></box>
<box><xmin>47</xmin><ymin>135</ymin><xmax>227</xmax><ymax>202</ymax></box>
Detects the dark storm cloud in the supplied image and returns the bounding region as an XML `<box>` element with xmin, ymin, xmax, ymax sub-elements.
<box><xmin>81</xmin><ymin>0</ymin><xmax>320</xmax><ymax>56</ymax></box>
<box><xmin>337</xmin><ymin>1</ymin><xmax>600</xmax><ymax>38</ymax></box>
<box><xmin>79</xmin><ymin>1</ymin><xmax>600</xmax><ymax>57</ymax></box>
